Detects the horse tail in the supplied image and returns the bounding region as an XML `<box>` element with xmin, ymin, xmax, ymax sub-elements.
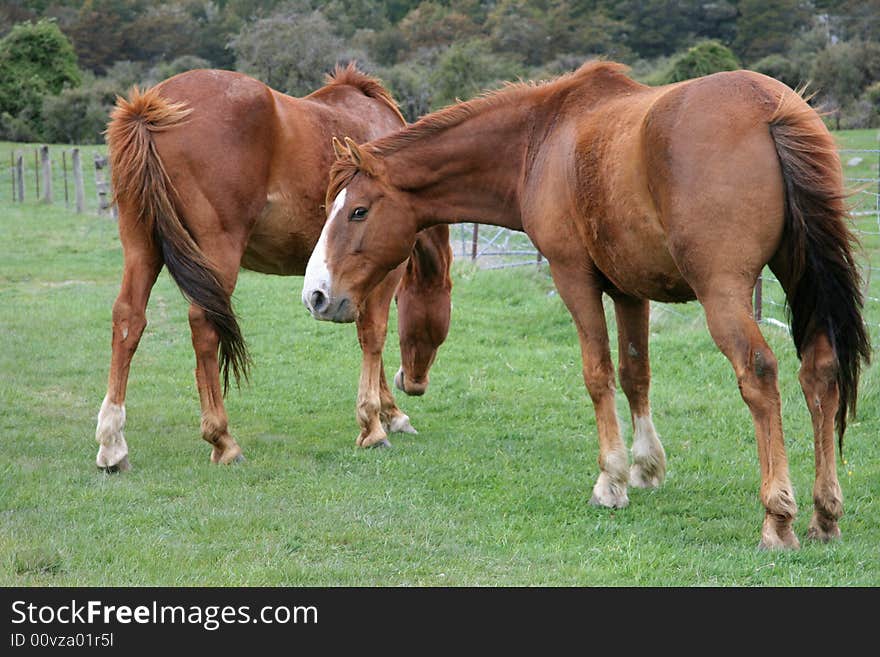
<box><xmin>106</xmin><ymin>86</ymin><xmax>250</xmax><ymax>392</ymax></box>
<box><xmin>768</xmin><ymin>89</ymin><xmax>871</xmax><ymax>451</ymax></box>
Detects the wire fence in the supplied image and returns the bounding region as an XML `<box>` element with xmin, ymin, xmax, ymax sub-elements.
<box><xmin>455</xmin><ymin>147</ymin><xmax>880</xmax><ymax>340</ymax></box>
<box><xmin>5</xmin><ymin>144</ymin><xmax>115</xmax><ymax>216</ymax></box>
<box><xmin>9</xmin><ymin>143</ymin><xmax>878</xmax><ymax>339</ymax></box>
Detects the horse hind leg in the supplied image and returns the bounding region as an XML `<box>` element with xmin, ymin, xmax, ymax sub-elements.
<box><xmin>798</xmin><ymin>332</ymin><xmax>843</xmax><ymax>541</ymax></box>
<box><xmin>96</xmin><ymin>241</ymin><xmax>162</xmax><ymax>471</ymax></box>
<box><xmin>700</xmin><ymin>288</ymin><xmax>799</xmax><ymax>549</ymax></box>
<box><xmin>189</xmin><ymin>296</ymin><xmax>245</xmax><ymax>464</ymax></box>
<box><xmin>613</xmin><ymin>296</ymin><xmax>666</xmax><ymax>489</ymax></box>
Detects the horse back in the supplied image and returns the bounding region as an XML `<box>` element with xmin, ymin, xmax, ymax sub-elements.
<box><xmin>554</xmin><ymin>70</ymin><xmax>791</xmax><ymax>301</ymax></box>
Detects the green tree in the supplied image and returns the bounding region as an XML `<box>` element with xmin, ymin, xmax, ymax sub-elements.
<box><xmin>734</xmin><ymin>0</ymin><xmax>811</xmax><ymax>63</ymax></box>
<box><xmin>663</xmin><ymin>40</ymin><xmax>740</xmax><ymax>83</ymax></box>
<box><xmin>378</xmin><ymin>59</ymin><xmax>433</xmax><ymax>121</ymax></box>
<box><xmin>0</xmin><ymin>18</ymin><xmax>81</xmax><ymax>140</ymax></box>
<box><xmin>486</xmin><ymin>0</ymin><xmax>552</xmax><ymax>66</ymax></box>
<box><xmin>323</xmin><ymin>0</ymin><xmax>389</xmax><ymax>39</ymax></box>
<box><xmin>811</xmin><ymin>40</ymin><xmax>880</xmax><ymax>129</ymax></box>
<box><xmin>398</xmin><ymin>1</ymin><xmax>480</xmax><ymax>53</ymax></box>
<box><xmin>123</xmin><ymin>4</ymin><xmax>201</xmax><ymax>63</ymax></box>
<box><xmin>41</xmin><ymin>83</ymin><xmax>109</xmax><ymax>143</ymax></box>
<box><xmin>429</xmin><ymin>38</ymin><xmax>522</xmax><ymax>109</ymax></box>
<box><xmin>232</xmin><ymin>6</ymin><xmax>348</xmax><ymax>95</ymax></box>
<box><xmin>604</xmin><ymin>0</ymin><xmax>696</xmax><ymax>59</ymax></box>
<box><xmin>749</xmin><ymin>54</ymin><xmax>801</xmax><ymax>88</ymax></box>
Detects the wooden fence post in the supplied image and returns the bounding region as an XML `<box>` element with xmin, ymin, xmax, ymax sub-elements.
<box><xmin>62</xmin><ymin>150</ymin><xmax>69</xmax><ymax>208</ymax></box>
<box><xmin>94</xmin><ymin>153</ymin><xmax>111</xmax><ymax>216</ymax></box>
<box><xmin>10</xmin><ymin>151</ymin><xmax>15</xmax><ymax>202</ymax></box>
<box><xmin>72</xmin><ymin>148</ymin><xmax>84</xmax><ymax>214</ymax></box>
<box><xmin>40</xmin><ymin>145</ymin><xmax>52</xmax><ymax>204</ymax></box>
<box><xmin>15</xmin><ymin>152</ymin><xmax>24</xmax><ymax>202</ymax></box>
<box><xmin>471</xmin><ymin>223</ymin><xmax>479</xmax><ymax>260</ymax></box>
<box><xmin>34</xmin><ymin>148</ymin><xmax>39</xmax><ymax>199</ymax></box>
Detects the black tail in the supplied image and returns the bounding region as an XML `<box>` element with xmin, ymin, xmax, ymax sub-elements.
<box><xmin>769</xmin><ymin>90</ymin><xmax>871</xmax><ymax>451</ymax></box>
<box><xmin>107</xmin><ymin>86</ymin><xmax>250</xmax><ymax>392</ymax></box>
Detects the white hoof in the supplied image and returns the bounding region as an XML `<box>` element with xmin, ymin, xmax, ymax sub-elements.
<box><xmin>630</xmin><ymin>416</ymin><xmax>666</xmax><ymax>489</ymax></box>
<box><xmin>589</xmin><ymin>472</ymin><xmax>629</xmax><ymax>508</ymax></box>
<box><xmin>96</xmin><ymin>439</ymin><xmax>129</xmax><ymax>469</ymax></box>
<box><xmin>388</xmin><ymin>413</ymin><xmax>418</xmax><ymax>435</ymax></box>
<box><xmin>629</xmin><ymin>464</ymin><xmax>662</xmax><ymax>489</ymax></box>
<box><xmin>96</xmin><ymin>396</ymin><xmax>129</xmax><ymax>469</ymax></box>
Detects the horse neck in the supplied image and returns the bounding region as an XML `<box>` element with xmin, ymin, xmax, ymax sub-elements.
<box><xmin>380</xmin><ymin>98</ymin><xmax>541</xmax><ymax>231</ymax></box>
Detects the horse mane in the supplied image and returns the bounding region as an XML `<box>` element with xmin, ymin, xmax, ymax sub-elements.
<box><xmin>322</xmin><ymin>62</ymin><xmax>406</xmax><ymax>126</ymax></box>
<box><xmin>369</xmin><ymin>60</ymin><xmax>632</xmax><ymax>157</ymax></box>
<box><xmin>326</xmin><ymin>60</ymin><xmax>632</xmax><ymax>208</ymax></box>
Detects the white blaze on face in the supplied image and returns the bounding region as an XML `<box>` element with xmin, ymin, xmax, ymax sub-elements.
<box><xmin>302</xmin><ymin>188</ymin><xmax>346</xmax><ymax>311</ymax></box>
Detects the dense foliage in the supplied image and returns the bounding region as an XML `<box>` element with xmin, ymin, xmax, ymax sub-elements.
<box><xmin>1</xmin><ymin>1</ymin><xmax>878</xmax><ymax>142</ymax></box>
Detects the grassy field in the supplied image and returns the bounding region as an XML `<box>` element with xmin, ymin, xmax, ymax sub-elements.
<box><xmin>1</xmin><ymin>133</ymin><xmax>878</xmax><ymax>586</ymax></box>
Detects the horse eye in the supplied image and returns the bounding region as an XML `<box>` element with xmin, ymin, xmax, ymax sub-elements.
<box><xmin>350</xmin><ymin>207</ymin><xmax>368</xmax><ymax>221</ymax></box>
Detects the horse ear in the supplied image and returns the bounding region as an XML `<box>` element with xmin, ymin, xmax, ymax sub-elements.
<box><xmin>343</xmin><ymin>136</ymin><xmax>377</xmax><ymax>175</ymax></box>
<box><xmin>332</xmin><ymin>136</ymin><xmax>348</xmax><ymax>160</ymax></box>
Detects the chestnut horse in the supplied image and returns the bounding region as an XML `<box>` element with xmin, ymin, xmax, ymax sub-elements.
<box><xmin>303</xmin><ymin>61</ymin><xmax>871</xmax><ymax>549</ymax></box>
<box><xmin>96</xmin><ymin>65</ymin><xmax>452</xmax><ymax>469</ymax></box>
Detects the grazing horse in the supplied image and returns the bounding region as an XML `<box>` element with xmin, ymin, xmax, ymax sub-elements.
<box><xmin>302</xmin><ymin>61</ymin><xmax>871</xmax><ymax>549</ymax></box>
<box><xmin>96</xmin><ymin>65</ymin><xmax>453</xmax><ymax>469</ymax></box>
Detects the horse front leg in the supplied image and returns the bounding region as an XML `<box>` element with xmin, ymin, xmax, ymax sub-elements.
<box><xmin>550</xmin><ymin>261</ymin><xmax>630</xmax><ymax>509</ymax></box>
<box><xmin>613</xmin><ymin>295</ymin><xmax>666</xmax><ymax>489</ymax></box>
<box><xmin>354</xmin><ymin>263</ymin><xmax>412</xmax><ymax>447</ymax></box>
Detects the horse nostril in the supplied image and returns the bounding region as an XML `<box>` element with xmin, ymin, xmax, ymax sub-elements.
<box><xmin>310</xmin><ymin>289</ymin><xmax>328</xmax><ymax>313</ymax></box>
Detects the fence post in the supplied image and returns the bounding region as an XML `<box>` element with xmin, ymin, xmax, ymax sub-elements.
<box><xmin>72</xmin><ymin>148</ymin><xmax>84</xmax><ymax>214</ymax></box>
<box><xmin>10</xmin><ymin>151</ymin><xmax>15</xmax><ymax>202</ymax></box>
<box><xmin>40</xmin><ymin>145</ymin><xmax>52</xmax><ymax>204</ymax></box>
<box><xmin>15</xmin><ymin>152</ymin><xmax>24</xmax><ymax>202</ymax></box>
<box><xmin>62</xmin><ymin>150</ymin><xmax>69</xmax><ymax>208</ymax></box>
<box><xmin>471</xmin><ymin>223</ymin><xmax>479</xmax><ymax>260</ymax></box>
<box><xmin>754</xmin><ymin>273</ymin><xmax>763</xmax><ymax>322</ymax></box>
<box><xmin>536</xmin><ymin>250</ymin><xmax>542</xmax><ymax>268</ymax></box>
<box><xmin>34</xmin><ymin>148</ymin><xmax>39</xmax><ymax>199</ymax></box>
<box><xmin>94</xmin><ymin>153</ymin><xmax>111</xmax><ymax>216</ymax></box>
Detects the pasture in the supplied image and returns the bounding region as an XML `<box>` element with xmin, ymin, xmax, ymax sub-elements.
<box><xmin>1</xmin><ymin>133</ymin><xmax>878</xmax><ymax>586</ymax></box>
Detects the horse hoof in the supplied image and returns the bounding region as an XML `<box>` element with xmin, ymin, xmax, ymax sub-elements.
<box><xmin>211</xmin><ymin>444</ymin><xmax>245</xmax><ymax>465</ymax></box>
<box><xmin>589</xmin><ymin>492</ymin><xmax>628</xmax><ymax>509</ymax></box>
<box><xmin>370</xmin><ymin>438</ymin><xmax>393</xmax><ymax>449</ymax></box>
<box><xmin>759</xmin><ymin>517</ymin><xmax>800</xmax><ymax>550</ymax></box>
<box><xmin>99</xmin><ymin>455</ymin><xmax>131</xmax><ymax>473</ymax></box>
<box><xmin>805</xmin><ymin>522</ymin><xmax>841</xmax><ymax>543</ymax></box>
<box><xmin>589</xmin><ymin>472</ymin><xmax>629</xmax><ymax>508</ymax></box>
<box><xmin>388</xmin><ymin>413</ymin><xmax>418</xmax><ymax>435</ymax></box>
<box><xmin>629</xmin><ymin>463</ymin><xmax>662</xmax><ymax>489</ymax></box>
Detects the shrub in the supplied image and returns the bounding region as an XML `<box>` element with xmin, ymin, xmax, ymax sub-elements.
<box><xmin>0</xmin><ymin>19</ymin><xmax>81</xmax><ymax>140</ymax></box>
<box><xmin>663</xmin><ymin>40</ymin><xmax>740</xmax><ymax>84</ymax></box>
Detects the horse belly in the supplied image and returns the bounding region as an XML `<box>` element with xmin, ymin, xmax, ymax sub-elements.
<box><xmin>590</xmin><ymin>211</ymin><xmax>695</xmax><ymax>302</ymax></box>
<box><xmin>241</xmin><ymin>197</ymin><xmax>318</xmax><ymax>276</ymax></box>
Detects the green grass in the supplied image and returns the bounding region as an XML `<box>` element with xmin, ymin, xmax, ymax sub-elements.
<box><xmin>1</xmin><ymin>134</ymin><xmax>879</xmax><ymax>587</ymax></box>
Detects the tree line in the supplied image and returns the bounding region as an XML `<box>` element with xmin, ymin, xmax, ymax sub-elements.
<box><xmin>1</xmin><ymin>0</ymin><xmax>878</xmax><ymax>143</ymax></box>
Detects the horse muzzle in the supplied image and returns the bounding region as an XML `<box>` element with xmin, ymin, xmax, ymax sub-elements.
<box><xmin>394</xmin><ymin>367</ymin><xmax>428</xmax><ymax>396</ymax></box>
<box><xmin>302</xmin><ymin>287</ymin><xmax>356</xmax><ymax>323</ymax></box>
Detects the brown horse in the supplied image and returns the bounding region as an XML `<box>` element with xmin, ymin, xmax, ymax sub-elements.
<box><xmin>96</xmin><ymin>65</ymin><xmax>453</xmax><ymax>469</ymax></box>
<box><xmin>303</xmin><ymin>61</ymin><xmax>871</xmax><ymax>549</ymax></box>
